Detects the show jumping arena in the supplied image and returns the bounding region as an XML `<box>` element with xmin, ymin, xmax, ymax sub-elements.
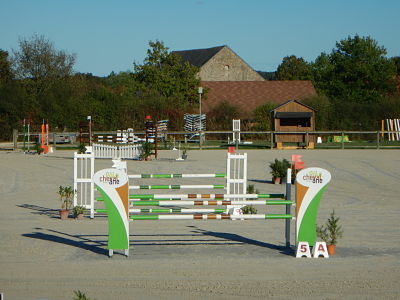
<box><xmin>0</xmin><ymin>149</ymin><xmax>399</xmax><ymax>299</ymax></box>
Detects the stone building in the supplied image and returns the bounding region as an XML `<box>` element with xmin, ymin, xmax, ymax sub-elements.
<box><xmin>173</xmin><ymin>45</ymin><xmax>264</xmax><ymax>81</ymax></box>
<box><xmin>174</xmin><ymin>45</ymin><xmax>318</xmax><ymax>120</ymax></box>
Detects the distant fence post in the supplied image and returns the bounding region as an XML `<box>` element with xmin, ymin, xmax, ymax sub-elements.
<box><xmin>13</xmin><ymin>129</ymin><xmax>18</xmax><ymax>151</ymax></box>
<box><xmin>377</xmin><ymin>131</ymin><xmax>380</xmax><ymax>149</ymax></box>
<box><xmin>341</xmin><ymin>132</ymin><xmax>345</xmax><ymax>149</ymax></box>
<box><xmin>270</xmin><ymin>132</ymin><xmax>274</xmax><ymax>149</ymax></box>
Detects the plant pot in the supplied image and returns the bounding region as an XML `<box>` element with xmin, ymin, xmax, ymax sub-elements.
<box><xmin>59</xmin><ymin>209</ymin><xmax>69</xmax><ymax>220</ymax></box>
<box><xmin>327</xmin><ymin>244</ymin><xmax>336</xmax><ymax>255</ymax></box>
<box><xmin>273</xmin><ymin>177</ymin><xmax>281</xmax><ymax>184</ymax></box>
<box><xmin>75</xmin><ymin>213</ymin><xmax>84</xmax><ymax>220</ymax></box>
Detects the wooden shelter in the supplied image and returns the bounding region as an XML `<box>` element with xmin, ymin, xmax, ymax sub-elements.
<box><xmin>271</xmin><ymin>100</ymin><xmax>316</xmax><ymax>149</ymax></box>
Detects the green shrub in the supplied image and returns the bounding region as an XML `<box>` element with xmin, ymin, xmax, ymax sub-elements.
<box><xmin>316</xmin><ymin>210</ymin><xmax>343</xmax><ymax>245</ymax></box>
<box><xmin>269</xmin><ymin>158</ymin><xmax>291</xmax><ymax>178</ymax></box>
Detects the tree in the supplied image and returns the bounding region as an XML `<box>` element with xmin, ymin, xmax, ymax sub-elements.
<box><xmin>12</xmin><ymin>34</ymin><xmax>76</xmax><ymax>95</ymax></box>
<box><xmin>133</xmin><ymin>40</ymin><xmax>200</xmax><ymax>105</ymax></box>
<box><xmin>252</xmin><ymin>102</ymin><xmax>278</xmax><ymax>131</ymax></box>
<box><xmin>276</xmin><ymin>55</ymin><xmax>312</xmax><ymax>80</ymax></box>
<box><xmin>207</xmin><ymin>101</ymin><xmax>239</xmax><ymax>130</ymax></box>
<box><xmin>391</xmin><ymin>56</ymin><xmax>400</xmax><ymax>75</ymax></box>
<box><xmin>313</xmin><ymin>35</ymin><xmax>397</xmax><ymax>102</ymax></box>
<box><xmin>0</xmin><ymin>50</ymin><xmax>13</xmax><ymax>83</ymax></box>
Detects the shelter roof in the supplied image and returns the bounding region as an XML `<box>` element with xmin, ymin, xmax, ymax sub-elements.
<box><xmin>201</xmin><ymin>81</ymin><xmax>317</xmax><ymax>115</ymax></box>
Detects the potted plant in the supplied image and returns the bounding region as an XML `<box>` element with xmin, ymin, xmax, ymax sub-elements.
<box><xmin>35</xmin><ymin>142</ymin><xmax>44</xmax><ymax>155</ymax></box>
<box><xmin>316</xmin><ymin>210</ymin><xmax>343</xmax><ymax>255</ymax></box>
<box><xmin>269</xmin><ymin>158</ymin><xmax>290</xmax><ymax>184</ymax></box>
<box><xmin>72</xmin><ymin>205</ymin><xmax>86</xmax><ymax>220</ymax></box>
<box><xmin>241</xmin><ymin>184</ymin><xmax>258</xmax><ymax>214</ymax></box>
<box><xmin>181</xmin><ymin>143</ymin><xmax>189</xmax><ymax>160</ymax></box>
<box><xmin>58</xmin><ymin>185</ymin><xmax>74</xmax><ymax>220</ymax></box>
<box><xmin>140</xmin><ymin>141</ymin><xmax>153</xmax><ymax>161</ymax></box>
<box><xmin>78</xmin><ymin>143</ymin><xmax>87</xmax><ymax>154</ymax></box>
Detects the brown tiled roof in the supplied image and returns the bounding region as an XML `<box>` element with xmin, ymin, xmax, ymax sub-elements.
<box><xmin>201</xmin><ymin>81</ymin><xmax>317</xmax><ymax>116</ymax></box>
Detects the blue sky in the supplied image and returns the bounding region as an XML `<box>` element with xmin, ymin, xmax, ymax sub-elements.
<box><xmin>1</xmin><ymin>0</ymin><xmax>399</xmax><ymax>76</ymax></box>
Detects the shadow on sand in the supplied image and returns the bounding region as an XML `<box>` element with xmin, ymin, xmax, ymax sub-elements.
<box><xmin>22</xmin><ymin>226</ymin><xmax>294</xmax><ymax>257</ymax></box>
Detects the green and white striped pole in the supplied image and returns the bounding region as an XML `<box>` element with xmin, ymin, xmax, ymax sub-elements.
<box><xmin>130</xmin><ymin>214</ymin><xmax>293</xmax><ymax>220</ymax></box>
<box><xmin>128</xmin><ymin>173</ymin><xmax>226</xmax><ymax>179</ymax></box>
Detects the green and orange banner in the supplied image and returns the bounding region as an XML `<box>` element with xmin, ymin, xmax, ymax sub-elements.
<box><xmin>296</xmin><ymin>167</ymin><xmax>331</xmax><ymax>246</ymax></box>
<box><xmin>93</xmin><ymin>168</ymin><xmax>129</xmax><ymax>253</ymax></box>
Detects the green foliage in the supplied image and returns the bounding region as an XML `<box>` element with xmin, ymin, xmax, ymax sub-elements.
<box><xmin>246</xmin><ymin>184</ymin><xmax>259</xmax><ymax>194</ymax></box>
<box><xmin>2</xmin><ymin>35</ymin><xmax>400</xmax><ymax>140</ymax></box>
<box><xmin>391</xmin><ymin>57</ymin><xmax>400</xmax><ymax>75</ymax></box>
<box><xmin>316</xmin><ymin>210</ymin><xmax>343</xmax><ymax>245</ymax></box>
<box><xmin>73</xmin><ymin>290</ymin><xmax>94</xmax><ymax>300</ymax></box>
<box><xmin>78</xmin><ymin>143</ymin><xmax>86</xmax><ymax>154</ymax></box>
<box><xmin>276</xmin><ymin>55</ymin><xmax>312</xmax><ymax>80</ymax></box>
<box><xmin>241</xmin><ymin>205</ymin><xmax>257</xmax><ymax>214</ymax></box>
<box><xmin>58</xmin><ymin>185</ymin><xmax>75</xmax><ymax>210</ymax></box>
<box><xmin>72</xmin><ymin>205</ymin><xmax>85</xmax><ymax>217</ymax></box>
<box><xmin>312</xmin><ymin>35</ymin><xmax>397</xmax><ymax>103</ymax></box>
<box><xmin>252</xmin><ymin>102</ymin><xmax>278</xmax><ymax>131</ymax></box>
<box><xmin>0</xmin><ymin>49</ymin><xmax>13</xmax><ymax>83</ymax></box>
<box><xmin>35</xmin><ymin>142</ymin><xmax>44</xmax><ymax>155</ymax></box>
<box><xmin>242</xmin><ymin>184</ymin><xmax>260</xmax><ymax>214</ymax></box>
<box><xmin>139</xmin><ymin>141</ymin><xmax>153</xmax><ymax>160</ymax></box>
<box><xmin>207</xmin><ymin>100</ymin><xmax>240</xmax><ymax>130</ymax></box>
<box><xmin>269</xmin><ymin>158</ymin><xmax>291</xmax><ymax>179</ymax></box>
<box><xmin>133</xmin><ymin>40</ymin><xmax>200</xmax><ymax>105</ymax></box>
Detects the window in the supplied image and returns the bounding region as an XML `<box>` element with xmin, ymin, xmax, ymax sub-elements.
<box><xmin>280</xmin><ymin>118</ymin><xmax>310</xmax><ymax>127</ymax></box>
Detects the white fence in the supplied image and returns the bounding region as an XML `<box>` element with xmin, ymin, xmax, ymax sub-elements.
<box><xmin>92</xmin><ymin>143</ymin><xmax>141</xmax><ymax>159</ymax></box>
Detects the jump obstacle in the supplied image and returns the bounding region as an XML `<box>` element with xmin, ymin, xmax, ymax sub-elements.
<box><xmin>91</xmin><ymin>143</ymin><xmax>141</xmax><ymax>160</ymax></box>
<box><xmin>74</xmin><ymin>152</ymin><xmax>251</xmax><ymax>219</ymax></box>
<box><xmin>75</xmin><ymin>151</ymin><xmax>331</xmax><ymax>257</ymax></box>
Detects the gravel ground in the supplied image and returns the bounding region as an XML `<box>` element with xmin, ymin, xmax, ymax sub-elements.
<box><xmin>0</xmin><ymin>149</ymin><xmax>399</xmax><ymax>299</ymax></box>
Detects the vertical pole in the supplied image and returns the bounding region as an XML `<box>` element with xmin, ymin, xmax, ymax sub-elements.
<box><xmin>386</xmin><ymin>119</ymin><xmax>390</xmax><ymax>141</ymax></box>
<box><xmin>377</xmin><ymin>131</ymin><xmax>380</xmax><ymax>150</ymax></box>
<box><xmin>90</xmin><ymin>152</ymin><xmax>95</xmax><ymax>218</ymax></box>
<box><xmin>341</xmin><ymin>132</ymin><xmax>345</xmax><ymax>149</ymax></box>
<box><xmin>285</xmin><ymin>168</ymin><xmax>292</xmax><ymax>248</ymax></box>
<box><xmin>13</xmin><ymin>129</ymin><xmax>18</xmax><ymax>151</ymax></box>
<box><xmin>27</xmin><ymin>122</ymin><xmax>30</xmax><ymax>152</ymax></box>
<box><xmin>73</xmin><ymin>152</ymin><xmax>78</xmax><ymax>207</ymax></box>
<box><xmin>305</xmin><ymin>131</ymin><xmax>309</xmax><ymax>149</ymax></box>
<box><xmin>235</xmin><ymin>131</ymin><xmax>239</xmax><ymax>150</ymax></box>
<box><xmin>198</xmin><ymin>87</ymin><xmax>203</xmax><ymax>150</ymax></box>
<box><xmin>155</xmin><ymin>122</ymin><xmax>158</xmax><ymax>159</ymax></box>
<box><xmin>270</xmin><ymin>132</ymin><xmax>274</xmax><ymax>149</ymax></box>
<box><xmin>23</xmin><ymin>119</ymin><xmax>26</xmax><ymax>151</ymax></box>
<box><xmin>89</xmin><ymin>118</ymin><xmax>92</xmax><ymax>146</ymax></box>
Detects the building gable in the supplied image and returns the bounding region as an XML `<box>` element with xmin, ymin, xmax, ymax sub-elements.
<box><xmin>200</xmin><ymin>46</ymin><xmax>264</xmax><ymax>81</ymax></box>
<box><xmin>172</xmin><ymin>46</ymin><xmax>225</xmax><ymax>67</ymax></box>
<box><xmin>173</xmin><ymin>45</ymin><xmax>264</xmax><ymax>81</ymax></box>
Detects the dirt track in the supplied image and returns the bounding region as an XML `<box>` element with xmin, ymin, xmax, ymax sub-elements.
<box><xmin>0</xmin><ymin>149</ymin><xmax>399</xmax><ymax>299</ymax></box>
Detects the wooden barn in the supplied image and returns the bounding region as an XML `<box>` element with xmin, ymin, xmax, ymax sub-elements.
<box><xmin>271</xmin><ymin>100</ymin><xmax>316</xmax><ymax>149</ymax></box>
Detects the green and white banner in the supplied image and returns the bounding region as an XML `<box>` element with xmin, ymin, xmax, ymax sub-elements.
<box><xmin>93</xmin><ymin>168</ymin><xmax>129</xmax><ymax>252</ymax></box>
<box><xmin>296</xmin><ymin>167</ymin><xmax>331</xmax><ymax>246</ymax></box>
